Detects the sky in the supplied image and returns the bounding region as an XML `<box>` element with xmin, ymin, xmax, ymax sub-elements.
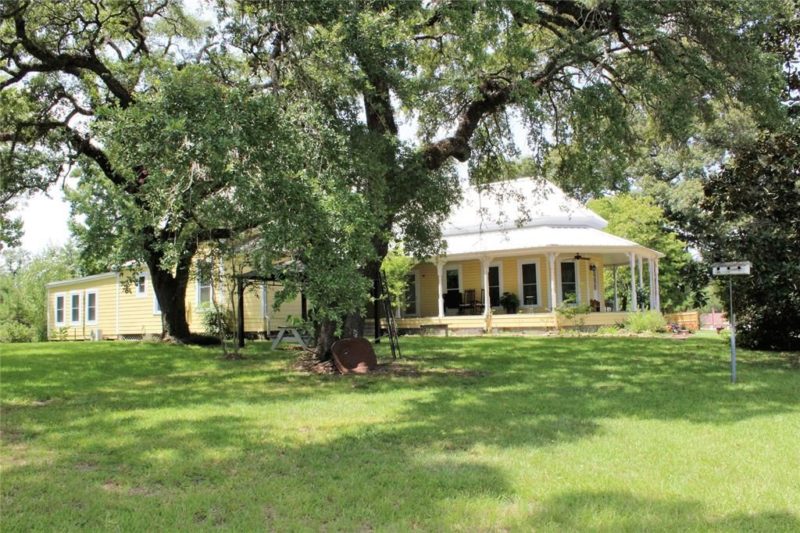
<box><xmin>13</xmin><ymin>187</ymin><xmax>72</xmax><ymax>253</ymax></box>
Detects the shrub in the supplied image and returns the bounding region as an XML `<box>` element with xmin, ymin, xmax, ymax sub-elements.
<box><xmin>555</xmin><ymin>298</ymin><xmax>592</xmax><ymax>331</ymax></box>
<box><xmin>0</xmin><ymin>321</ymin><xmax>36</xmax><ymax>343</ymax></box>
<box><xmin>624</xmin><ymin>311</ymin><xmax>667</xmax><ymax>333</ymax></box>
<box><xmin>201</xmin><ymin>305</ymin><xmax>235</xmax><ymax>338</ymax></box>
<box><xmin>596</xmin><ymin>325</ymin><xmax>622</xmax><ymax>335</ymax></box>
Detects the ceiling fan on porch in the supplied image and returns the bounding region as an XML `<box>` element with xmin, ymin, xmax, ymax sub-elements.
<box><xmin>573</xmin><ymin>253</ymin><xmax>592</xmax><ymax>261</ymax></box>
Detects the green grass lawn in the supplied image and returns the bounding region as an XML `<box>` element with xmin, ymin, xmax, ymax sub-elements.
<box><xmin>1</xmin><ymin>335</ymin><xmax>798</xmax><ymax>531</ymax></box>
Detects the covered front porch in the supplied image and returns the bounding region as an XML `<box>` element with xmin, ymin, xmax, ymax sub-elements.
<box><xmin>396</xmin><ymin>243</ymin><xmax>662</xmax><ymax>333</ymax></box>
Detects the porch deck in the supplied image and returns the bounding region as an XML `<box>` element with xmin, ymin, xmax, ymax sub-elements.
<box><xmin>377</xmin><ymin>311</ymin><xmax>633</xmax><ymax>334</ymax></box>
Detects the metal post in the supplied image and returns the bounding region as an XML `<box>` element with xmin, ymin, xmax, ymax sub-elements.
<box><xmin>729</xmin><ymin>277</ymin><xmax>736</xmax><ymax>384</ymax></box>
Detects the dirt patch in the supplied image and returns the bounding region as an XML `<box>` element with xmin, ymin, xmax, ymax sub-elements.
<box><xmin>74</xmin><ymin>461</ymin><xmax>98</xmax><ymax>472</ymax></box>
<box><xmin>292</xmin><ymin>351</ymin><xmax>336</xmax><ymax>374</ymax></box>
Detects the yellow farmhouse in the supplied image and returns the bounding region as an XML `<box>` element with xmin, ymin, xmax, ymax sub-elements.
<box><xmin>47</xmin><ymin>177</ymin><xmax>663</xmax><ymax>339</ymax></box>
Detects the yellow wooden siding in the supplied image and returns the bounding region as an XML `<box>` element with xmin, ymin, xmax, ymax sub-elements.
<box><xmin>242</xmin><ymin>285</ymin><xmax>267</xmax><ymax>333</ymax></box>
<box><xmin>48</xmin><ymin>275</ymin><xmax>117</xmax><ymax>340</ymax></box>
<box><xmin>415</xmin><ymin>262</ymin><xmax>439</xmax><ymax>317</ymax></box>
<box><xmin>48</xmin><ymin>273</ymin><xmax>303</xmax><ymax>339</ymax></box>
<box><xmin>460</xmin><ymin>259</ymin><xmax>481</xmax><ymax>296</ymax></box>
<box><xmin>117</xmin><ymin>274</ymin><xmax>163</xmax><ymax>337</ymax></box>
<box><xmin>265</xmin><ymin>284</ymin><xmax>302</xmax><ymax>330</ymax></box>
<box><xmin>501</xmin><ymin>258</ymin><xmax>517</xmax><ymax>295</ymax></box>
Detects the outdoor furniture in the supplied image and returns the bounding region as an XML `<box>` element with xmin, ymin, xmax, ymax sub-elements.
<box><xmin>271</xmin><ymin>327</ymin><xmax>309</xmax><ymax>349</ymax></box>
<box><xmin>459</xmin><ymin>289</ymin><xmax>476</xmax><ymax>314</ymax></box>
<box><xmin>444</xmin><ymin>291</ymin><xmax>461</xmax><ymax>314</ymax></box>
<box><xmin>458</xmin><ymin>289</ymin><xmax>486</xmax><ymax>315</ymax></box>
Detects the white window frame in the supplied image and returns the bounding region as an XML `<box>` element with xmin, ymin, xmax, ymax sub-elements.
<box><xmin>444</xmin><ymin>264</ymin><xmax>463</xmax><ymax>294</ymax></box>
<box><xmin>135</xmin><ymin>272</ymin><xmax>147</xmax><ymax>298</ymax></box>
<box><xmin>85</xmin><ymin>289</ymin><xmax>98</xmax><ymax>325</ymax></box>
<box><xmin>54</xmin><ymin>292</ymin><xmax>66</xmax><ymax>326</ymax></box>
<box><xmin>69</xmin><ymin>291</ymin><xmax>82</xmax><ymax>325</ymax></box>
<box><xmin>196</xmin><ymin>268</ymin><xmax>213</xmax><ymax>306</ymax></box>
<box><xmin>517</xmin><ymin>258</ymin><xmax>542</xmax><ymax>308</ymax></box>
<box><xmin>558</xmin><ymin>260</ymin><xmax>581</xmax><ymax>305</ymax></box>
<box><xmin>403</xmin><ymin>270</ymin><xmax>420</xmax><ymax>317</ymax></box>
<box><xmin>488</xmin><ymin>262</ymin><xmax>504</xmax><ymax>309</ymax></box>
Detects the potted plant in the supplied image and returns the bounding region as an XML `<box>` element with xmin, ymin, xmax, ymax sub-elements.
<box><xmin>499</xmin><ymin>292</ymin><xmax>519</xmax><ymax>314</ymax></box>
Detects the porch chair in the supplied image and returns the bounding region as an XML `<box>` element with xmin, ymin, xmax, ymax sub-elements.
<box><xmin>459</xmin><ymin>289</ymin><xmax>476</xmax><ymax>314</ymax></box>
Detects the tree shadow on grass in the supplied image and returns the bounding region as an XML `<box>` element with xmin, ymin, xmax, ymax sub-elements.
<box><xmin>515</xmin><ymin>490</ymin><xmax>800</xmax><ymax>531</ymax></box>
<box><xmin>1</xmin><ymin>413</ymin><xmax>512</xmax><ymax>530</ymax></box>
<box><xmin>2</xmin><ymin>333</ymin><xmax>799</xmax><ymax>529</ymax></box>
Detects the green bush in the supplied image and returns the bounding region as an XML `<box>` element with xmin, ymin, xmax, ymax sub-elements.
<box><xmin>200</xmin><ymin>305</ymin><xmax>235</xmax><ymax>338</ymax></box>
<box><xmin>0</xmin><ymin>321</ymin><xmax>36</xmax><ymax>343</ymax></box>
<box><xmin>624</xmin><ymin>311</ymin><xmax>667</xmax><ymax>333</ymax></box>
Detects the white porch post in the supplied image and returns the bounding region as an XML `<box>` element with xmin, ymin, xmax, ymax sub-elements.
<box><xmin>548</xmin><ymin>252</ymin><xmax>558</xmax><ymax>311</ymax></box>
<box><xmin>638</xmin><ymin>255</ymin><xmax>644</xmax><ymax>291</ymax></box>
<box><xmin>628</xmin><ymin>252</ymin><xmax>638</xmax><ymax>311</ymax></box>
<box><xmin>613</xmin><ymin>265</ymin><xmax>618</xmax><ymax>312</ymax></box>
<box><xmin>436</xmin><ymin>259</ymin><xmax>445</xmax><ymax>318</ymax></box>
<box><xmin>648</xmin><ymin>257</ymin><xmax>656</xmax><ymax>310</ymax></box>
<box><xmin>654</xmin><ymin>258</ymin><xmax>661</xmax><ymax>312</ymax></box>
<box><xmin>481</xmin><ymin>256</ymin><xmax>492</xmax><ymax>317</ymax></box>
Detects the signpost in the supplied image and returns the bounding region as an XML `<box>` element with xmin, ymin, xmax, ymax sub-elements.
<box><xmin>711</xmin><ymin>261</ymin><xmax>752</xmax><ymax>384</ymax></box>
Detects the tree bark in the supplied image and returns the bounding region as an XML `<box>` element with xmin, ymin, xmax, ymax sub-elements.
<box><xmin>147</xmin><ymin>246</ymin><xmax>194</xmax><ymax>343</ymax></box>
<box><xmin>313</xmin><ymin>317</ymin><xmax>338</xmax><ymax>361</ymax></box>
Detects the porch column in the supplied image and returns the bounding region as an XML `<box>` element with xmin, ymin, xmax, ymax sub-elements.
<box><xmin>436</xmin><ymin>259</ymin><xmax>445</xmax><ymax>318</ymax></box>
<box><xmin>648</xmin><ymin>257</ymin><xmax>656</xmax><ymax>310</ymax></box>
<box><xmin>613</xmin><ymin>265</ymin><xmax>618</xmax><ymax>311</ymax></box>
<box><xmin>638</xmin><ymin>255</ymin><xmax>644</xmax><ymax>291</ymax></box>
<box><xmin>481</xmin><ymin>256</ymin><xmax>492</xmax><ymax>317</ymax></box>
<box><xmin>628</xmin><ymin>252</ymin><xmax>638</xmax><ymax>311</ymax></box>
<box><xmin>548</xmin><ymin>252</ymin><xmax>557</xmax><ymax>311</ymax></box>
<box><xmin>654</xmin><ymin>258</ymin><xmax>661</xmax><ymax>312</ymax></box>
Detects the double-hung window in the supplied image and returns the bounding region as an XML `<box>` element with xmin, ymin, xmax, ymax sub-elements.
<box><xmin>135</xmin><ymin>273</ymin><xmax>146</xmax><ymax>297</ymax></box>
<box><xmin>520</xmin><ymin>262</ymin><xmax>538</xmax><ymax>306</ymax></box>
<box><xmin>197</xmin><ymin>262</ymin><xmax>213</xmax><ymax>305</ymax></box>
<box><xmin>560</xmin><ymin>261</ymin><xmax>578</xmax><ymax>304</ymax></box>
<box><xmin>85</xmin><ymin>290</ymin><xmax>98</xmax><ymax>324</ymax></box>
<box><xmin>488</xmin><ymin>266</ymin><xmax>501</xmax><ymax>307</ymax></box>
<box><xmin>70</xmin><ymin>292</ymin><xmax>81</xmax><ymax>325</ymax></box>
<box><xmin>54</xmin><ymin>294</ymin><xmax>65</xmax><ymax>326</ymax></box>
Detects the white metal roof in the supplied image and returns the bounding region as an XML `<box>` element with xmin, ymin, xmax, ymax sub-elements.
<box><xmin>438</xmin><ymin>178</ymin><xmax>662</xmax><ymax>261</ymax></box>
<box><xmin>443</xmin><ymin>225</ymin><xmax>661</xmax><ymax>260</ymax></box>
<box><xmin>442</xmin><ymin>177</ymin><xmax>607</xmax><ymax>236</ymax></box>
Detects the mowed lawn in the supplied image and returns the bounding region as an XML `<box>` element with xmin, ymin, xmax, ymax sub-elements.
<box><xmin>1</xmin><ymin>335</ymin><xmax>798</xmax><ymax>531</ymax></box>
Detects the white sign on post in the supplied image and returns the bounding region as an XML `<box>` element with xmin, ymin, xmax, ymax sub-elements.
<box><xmin>710</xmin><ymin>261</ymin><xmax>752</xmax><ymax>384</ymax></box>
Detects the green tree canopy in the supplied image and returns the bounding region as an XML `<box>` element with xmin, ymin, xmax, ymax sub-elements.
<box><xmin>699</xmin><ymin>125</ymin><xmax>800</xmax><ymax>350</ymax></box>
<box><xmin>588</xmin><ymin>194</ymin><xmax>697</xmax><ymax>312</ymax></box>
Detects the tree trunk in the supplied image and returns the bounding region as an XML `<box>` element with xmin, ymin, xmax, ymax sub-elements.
<box><xmin>313</xmin><ymin>318</ymin><xmax>338</xmax><ymax>361</ymax></box>
<box><xmin>148</xmin><ymin>249</ymin><xmax>193</xmax><ymax>343</ymax></box>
